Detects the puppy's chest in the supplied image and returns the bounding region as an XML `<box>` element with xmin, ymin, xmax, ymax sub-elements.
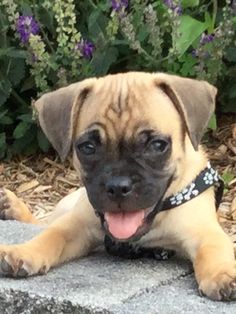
<box><xmin>104</xmin><ymin>227</ymin><xmax>177</xmax><ymax>260</ymax></box>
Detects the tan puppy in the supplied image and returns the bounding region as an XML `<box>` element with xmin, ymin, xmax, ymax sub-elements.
<box><xmin>0</xmin><ymin>72</ymin><xmax>235</xmax><ymax>301</ymax></box>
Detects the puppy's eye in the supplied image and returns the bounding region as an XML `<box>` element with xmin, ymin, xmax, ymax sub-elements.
<box><xmin>151</xmin><ymin>139</ymin><xmax>168</xmax><ymax>153</ymax></box>
<box><xmin>77</xmin><ymin>141</ymin><xmax>96</xmax><ymax>155</ymax></box>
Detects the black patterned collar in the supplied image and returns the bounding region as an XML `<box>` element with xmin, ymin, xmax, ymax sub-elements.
<box><xmin>104</xmin><ymin>162</ymin><xmax>224</xmax><ymax>260</ymax></box>
<box><xmin>161</xmin><ymin>162</ymin><xmax>224</xmax><ymax>212</ymax></box>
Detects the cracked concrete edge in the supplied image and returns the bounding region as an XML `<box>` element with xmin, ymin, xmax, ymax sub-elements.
<box><xmin>1</xmin><ymin>275</ymin><xmax>234</xmax><ymax>314</ymax></box>
<box><xmin>0</xmin><ymin>272</ymin><xmax>195</xmax><ymax>314</ymax></box>
<box><xmin>120</xmin><ymin>270</ymin><xmax>194</xmax><ymax>304</ymax></box>
<box><xmin>0</xmin><ymin>221</ymin><xmax>194</xmax><ymax>310</ymax></box>
<box><xmin>111</xmin><ymin>276</ymin><xmax>236</xmax><ymax>314</ymax></box>
<box><xmin>3</xmin><ymin>221</ymin><xmax>230</xmax><ymax>314</ymax></box>
<box><xmin>0</xmin><ymin>289</ymin><xmax>111</xmax><ymax>314</ymax></box>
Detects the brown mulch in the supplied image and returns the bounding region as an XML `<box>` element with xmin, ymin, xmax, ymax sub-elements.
<box><xmin>0</xmin><ymin>156</ymin><xmax>80</xmax><ymax>220</ymax></box>
<box><xmin>0</xmin><ymin>115</ymin><xmax>235</xmax><ymax>238</ymax></box>
<box><xmin>204</xmin><ymin>115</ymin><xmax>236</xmax><ymax>242</ymax></box>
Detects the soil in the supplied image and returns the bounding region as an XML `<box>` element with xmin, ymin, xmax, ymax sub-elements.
<box><xmin>0</xmin><ymin>114</ymin><xmax>235</xmax><ymax>240</ymax></box>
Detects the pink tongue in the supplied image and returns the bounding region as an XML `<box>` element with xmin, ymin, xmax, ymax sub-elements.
<box><xmin>104</xmin><ymin>210</ymin><xmax>145</xmax><ymax>240</ymax></box>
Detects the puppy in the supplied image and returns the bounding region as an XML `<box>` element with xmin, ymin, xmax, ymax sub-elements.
<box><xmin>0</xmin><ymin>72</ymin><xmax>235</xmax><ymax>301</ymax></box>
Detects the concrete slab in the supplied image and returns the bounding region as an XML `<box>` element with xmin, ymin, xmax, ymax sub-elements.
<box><xmin>0</xmin><ymin>221</ymin><xmax>235</xmax><ymax>313</ymax></box>
<box><xmin>112</xmin><ymin>276</ymin><xmax>236</xmax><ymax>314</ymax></box>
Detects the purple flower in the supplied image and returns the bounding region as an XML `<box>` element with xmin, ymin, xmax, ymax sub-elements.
<box><xmin>164</xmin><ymin>0</ymin><xmax>173</xmax><ymax>7</ymax></box>
<box><xmin>191</xmin><ymin>49</ymin><xmax>210</xmax><ymax>59</ymax></box>
<box><xmin>191</xmin><ymin>49</ymin><xmax>198</xmax><ymax>58</ymax></box>
<box><xmin>111</xmin><ymin>0</ymin><xmax>128</xmax><ymax>12</ymax></box>
<box><xmin>164</xmin><ymin>0</ymin><xmax>182</xmax><ymax>15</ymax></box>
<box><xmin>200</xmin><ymin>33</ymin><xmax>215</xmax><ymax>45</ymax></box>
<box><xmin>76</xmin><ymin>39</ymin><xmax>95</xmax><ymax>59</ymax></box>
<box><xmin>16</xmin><ymin>15</ymin><xmax>40</xmax><ymax>43</ymax></box>
<box><xmin>31</xmin><ymin>53</ymin><xmax>38</xmax><ymax>63</ymax></box>
<box><xmin>174</xmin><ymin>5</ymin><xmax>182</xmax><ymax>15</ymax></box>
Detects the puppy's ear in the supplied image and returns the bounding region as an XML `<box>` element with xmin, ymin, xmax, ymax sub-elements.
<box><xmin>33</xmin><ymin>80</ymin><xmax>94</xmax><ymax>161</ymax></box>
<box><xmin>155</xmin><ymin>73</ymin><xmax>217</xmax><ymax>150</ymax></box>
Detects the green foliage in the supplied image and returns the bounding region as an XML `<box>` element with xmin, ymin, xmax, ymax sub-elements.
<box><xmin>0</xmin><ymin>0</ymin><xmax>235</xmax><ymax>159</ymax></box>
<box><xmin>182</xmin><ymin>0</ymin><xmax>199</xmax><ymax>8</ymax></box>
<box><xmin>208</xmin><ymin>114</ymin><xmax>217</xmax><ymax>131</ymax></box>
<box><xmin>175</xmin><ymin>15</ymin><xmax>208</xmax><ymax>55</ymax></box>
<box><xmin>222</xmin><ymin>170</ymin><xmax>234</xmax><ymax>193</ymax></box>
<box><xmin>222</xmin><ymin>171</ymin><xmax>234</xmax><ymax>186</ymax></box>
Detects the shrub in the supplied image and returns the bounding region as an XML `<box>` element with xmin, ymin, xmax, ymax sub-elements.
<box><xmin>0</xmin><ymin>0</ymin><xmax>235</xmax><ymax>159</ymax></box>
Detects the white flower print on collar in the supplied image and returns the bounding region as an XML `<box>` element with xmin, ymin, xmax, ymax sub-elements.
<box><xmin>161</xmin><ymin>162</ymin><xmax>224</xmax><ymax>211</ymax></box>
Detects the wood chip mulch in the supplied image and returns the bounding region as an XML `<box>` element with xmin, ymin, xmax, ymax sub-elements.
<box><xmin>0</xmin><ymin>114</ymin><xmax>235</xmax><ymax>241</ymax></box>
<box><xmin>204</xmin><ymin>115</ymin><xmax>236</xmax><ymax>243</ymax></box>
<box><xmin>0</xmin><ymin>156</ymin><xmax>80</xmax><ymax>220</ymax></box>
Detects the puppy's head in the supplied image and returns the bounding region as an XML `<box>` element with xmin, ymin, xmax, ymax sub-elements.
<box><xmin>34</xmin><ymin>72</ymin><xmax>217</xmax><ymax>241</ymax></box>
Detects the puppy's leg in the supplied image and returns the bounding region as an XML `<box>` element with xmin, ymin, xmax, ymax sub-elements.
<box><xmin>0</xmin><ymin>192</ymin><xmax>103</xmax><ymax>277</ymax></box>
<box><xmin>193</xmin><ymin>227</ymin><xmax>236</xmax><ymax>301</ymax></box>
<box><xmin>0</xmin><ymin>188</ymin><xmax>38</xmax><ymax>224</ymax></box>
<box><xmin>0</xmin><ymin>187</ymin><xmax>85</xmax><ymax>225</ymax></box>
<box><xmin>45</xmin><ymin>188</ymin><xmax>87</xmax><ymax>224</ymax></box>
<box><xmin>174</xmin><ymin>192</ymin><xmax>236</xmax><ymax>301</ymax></box>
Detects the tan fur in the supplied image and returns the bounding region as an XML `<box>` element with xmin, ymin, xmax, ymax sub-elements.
<box><xmin>1</xmin><ymin>189</ymin><xmax>37</xmax><ymax>224</ymax></box>
<box><xmin>0</xmin><ymin>72</ymin><xmax>235</xmax><ymax>301</ymax></box>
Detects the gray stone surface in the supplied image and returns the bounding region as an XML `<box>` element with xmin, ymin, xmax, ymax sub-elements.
<box><xmin>0</xmin><ymin>220</ymin><xmax>235</xmax><ymax>313</ymax></box>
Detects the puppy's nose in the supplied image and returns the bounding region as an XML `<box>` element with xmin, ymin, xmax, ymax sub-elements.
<box><xmin>106</xmin><ymin>176</ymin><xmax>133</xmax><ymax>200</ymax></box>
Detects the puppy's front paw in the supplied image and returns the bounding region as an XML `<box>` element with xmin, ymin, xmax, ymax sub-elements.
<box><xmin>199</xmin><ymin>262</ymin><xmax>236</xmax><ymax>301</ymax></box>
<box><xmin>0</xmin><ymin>245</ymin><xmax>48</xmax><ymax>278</ymax></box>
<box><xmin>0</xmin><ymin>188</ymin><xmax>26</xmax><ymax>221</ymax></box>
<box><xmin>0</xmin><ymin>188</ymin><xmax>36</xmax><ymax>223</ymax></box>
<box><xmin>0</xmin><ymin>188</ymin><xmax>14</xmax><ymax>220</ymax></box>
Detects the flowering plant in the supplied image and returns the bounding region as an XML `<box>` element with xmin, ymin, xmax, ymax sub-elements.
<box><xmin>0</xmin><ymin>0</ymin><xmax>235</xmax><ymax>158</ymax></box>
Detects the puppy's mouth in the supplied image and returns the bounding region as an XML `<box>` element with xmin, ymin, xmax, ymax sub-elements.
<box><xmin>103</xmin><ymin>204</ymin><xmax>157</xmax><ymax>241</ymax></box>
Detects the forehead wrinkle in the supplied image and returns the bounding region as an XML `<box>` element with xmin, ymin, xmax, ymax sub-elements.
<box><xmin>87</xmin><ymin>75</ymin><xmax>154</xmax><ymax>142</ymax></box>
<box><xmin>76</xmin><ymin>75</ymin><xmax>150</xmax><ymax>138</ymax></box>
<box><xmin>110</xmin><ymin>74</ymin><xmax>129</xmax><ymax>114</ymax></box>
<box><xmin>109</xmin><ymin>82</ymin><xmax>149</xmax><ymax>140</ymax></box>
<box><xmin>98</xmin><ymin>76</ymin><xmax>130</xmax><ymax>136</ymax></box>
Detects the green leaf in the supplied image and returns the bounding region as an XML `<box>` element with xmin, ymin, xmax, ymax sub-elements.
<box><xmin>0</xmin><ymin>48</ymin><xmax>27</xmax><ymax>59</ymax></box>
<box><xmin>179</xmin><ymin>54</ymin><xmax>197</xmax><ymax>76</ymax></box>
<box><xmin>0</xmin><ymin>11</ymin><xmax>8</xmax><ymax>30</ymax></box>
<box><xmin>204</xmin><ymin>12</ymin><xmax>213</xmax><ymax>33</ymax></box>
<box><xmin>137</xmin><ymin>26</ymin><xmax>149</xmax><ymax>42</ymax></box>
<box><xmin>0</xmin><ymin>109</ymin><xmax>13</xmax><ymax>125</ymax></box>
<box><xmin>221</xmin><ymin>100</ymin><xmax>236</xmax><ymax>113</ymax></box>
<box><xmin>38</xmin><ymin>7</ymin><xmax>55</xmax><ymax>36</ymax></box>
<box><xmin>0</xmin><ymin>80</ymin><xmax>11</xmax><ymax>106</ymax></box>
<box><xmin>13</xmin><ymin>121</ymin><xmax>31</xmax><ymax>139</ymax></box>
<box><xmin>88</xmin><ymin>10</ymin><xmax>109</xmax><ymax>41</ymax></box>
<box><xmin>0</xmin><ymin>132</ymin><xmax>6</xmax><ymax>159</ymax></box>
<box><xmin>0</xmin><ymin>115</ymin><xmax>13</xmax><ymax>125</ymax></box>
<box><xmin>18</xmin><ymin>114</ymin><xmax>34</xmax><ymax>123</ymax></box>
<box><xmin>225</xmin><ymin>47</ymin><xmax>236</xmax><ymax>62</ymax></box>
<box><xmin>228</xmin><ymin>84</ymin><xmax>236</xmax><ymax>99</ymax></box>
<box><xmin>91</xmin><ymin>47</ymin><xmax>118</xmax><ymax>76</ymax></box>
<box><xmin>208</xmin><ymin>114</ymin><xmax>217</xmax><ymax>130</ymax></box>
<box><xmin>182</xmin><ymin>0</ymin><xmax>199</xmax><ymax>8</ymax></box>
<box><xmin>174</xmin><ymin>15</ymin><xmax>208</xmax><ymax>56</ymax></box>
<box><xmin>37</xmin><ymin>129</ymin><xmax>50</xmax><ymax>152</ymax></box>
<box><xmin>20</xmin><ymin>76</ymin><xmax>35</xmax><ymax>92</ymax></box>
<box><xmin>0</xmin><ymin>132</ymin><xmax>6</xmax><ymax>147</ymax></box>
<box><xmin>7</xmin><ymin>49</ymin><xmax>28</xmax><ymax>59</ymax></box>
<box><xmin>12</xmin><ymin>127</ymin><xmax>37</xmax><ymax>155</ymax></box>
<box><xmin>8</xmin><ymin>58</ymin><xmax>25</xmax><ymax>87</ymax></box>
<box><xmin>222</xmin><ymin>171</ymin><xmax>234</xmax><ymax>187</ymax></box>
<box><xmin>0</xmin><ymin>109</ymin><xmax>8</xmax><ymax>119</ymax></box>
<box><xmin>21</xmin><ymin>3</ymin><xmax>33</xmax><ymax>16</ymax></box>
